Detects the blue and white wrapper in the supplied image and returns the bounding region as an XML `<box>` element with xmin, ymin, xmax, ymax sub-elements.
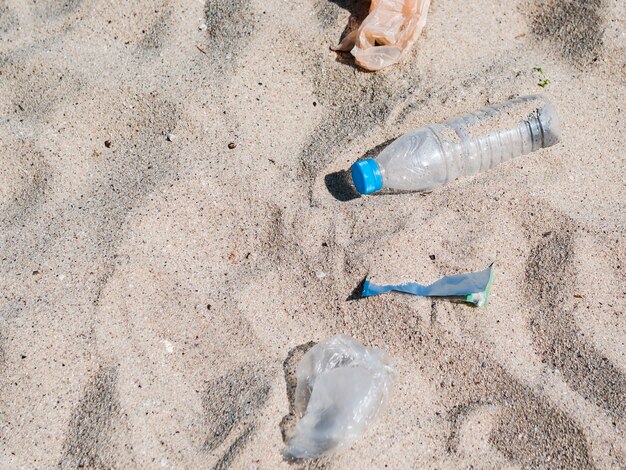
<box><xmin>361</xmin><ymin>264</ymin><xmax>494</xmax><ymax>307</ymax></box>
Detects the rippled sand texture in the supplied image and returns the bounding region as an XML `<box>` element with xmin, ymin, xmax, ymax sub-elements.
<box><xmin>1</xmin><ymin>0</ymin><xmax>624</xmax><ymax>468</ymax></box>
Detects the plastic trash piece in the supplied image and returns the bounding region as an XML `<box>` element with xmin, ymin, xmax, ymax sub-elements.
<box><xmin>362</xmin><ymin>264</ymin><xmax>494</xmax><ymax>307</ymax></box>
<box><xmin>284</xmin><ymin>335</ymin><xmax>394</xmax><ymax>459</ymax></box>
<box><xmin>333</xmin><ymin>0</ymin><xmax>430</xmax><ymax>71</ymax></box>
<box><xmin>351</xmin><ymin>95</ymin><xmax>561</xmax><ymax>195</ymax></box>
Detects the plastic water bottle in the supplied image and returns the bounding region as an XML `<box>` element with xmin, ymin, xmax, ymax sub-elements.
<box><xmin>351</xmin><ymin>95</ymin><xmax>561</xmax><ymax>194</ymax></box>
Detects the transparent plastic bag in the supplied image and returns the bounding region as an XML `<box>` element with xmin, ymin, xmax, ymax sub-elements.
<box><xmin>334</xmin><ymin>0</ymin><xmax>431</xmax><ymax>71</ymax></box>
<box><xmin>284</xmin><ymin>335</ymin><xmax>394</xmax><ymax>459</ymax></box>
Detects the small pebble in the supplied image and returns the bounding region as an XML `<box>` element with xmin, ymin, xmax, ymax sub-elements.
<box><xmin>199</xmin><ymin>23</ymin><xmax>207</xmax><ymax>31</ymax></box>
<box><xmin>228</xmin><ymin>142</ymin><xmax>237</xmax><ymax>149</ymax></box>
<box><xmin>429</xmin><ymin>254</ymin><xmax>436</xmax><ymax>260</ymax></box>
<box><xmin>166</xmin><ymin>132</ymin><xmax>174</xmax><ymax>142</ymax></box>
<box><xmin>104</xmin><ymin>140</ymin><xmax>112</xmax><ymax>148</ymax></box>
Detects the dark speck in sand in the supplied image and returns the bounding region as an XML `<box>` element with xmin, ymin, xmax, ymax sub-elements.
<box><xmin>228</xmin><ymin>142</ymin><xmax>237</xmax><ymax>149</ymax></box>
<box><xmin>104</xmin><ymin>140</ymin><xmax>111</xmax><ymax>148</ymax></box>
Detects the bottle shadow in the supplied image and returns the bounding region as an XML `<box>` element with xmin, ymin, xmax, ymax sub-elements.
<box><xmin>324</xmin><ymin>170</ymin><xmax>360</xmax><ymax>202</ymax></box>
<box><xmin>324</xmin><ymin>137</ymin><xmax>396</xmax><ymax>202</ymax></box>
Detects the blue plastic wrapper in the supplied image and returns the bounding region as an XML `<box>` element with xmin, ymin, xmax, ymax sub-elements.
<box><xmin>361</xmin><ymin>264</ymin><xmax>494</xmax><ymax>307</ymax></box>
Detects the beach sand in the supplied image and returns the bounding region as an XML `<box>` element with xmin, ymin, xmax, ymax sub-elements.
<box><xmin>0</xmin><ymin>0</ymin><xmax>624</xmax><ymax>468</ymax></box>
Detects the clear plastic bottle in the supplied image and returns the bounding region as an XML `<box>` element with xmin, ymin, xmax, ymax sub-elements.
<box><xmin>351</xmin><ymin>95</ymin><xmax>561</xmax><ymax>194</ymax></box>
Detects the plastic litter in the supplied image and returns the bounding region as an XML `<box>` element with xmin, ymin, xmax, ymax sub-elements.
<box><xmin>284</xmin><ymin>335</ymin><xmax>394</xmax><ymax>459</ymax></box>
<box><xmin>333</xmin><ymin>0</ymin><xmax>431</xmax><ymax>71</ymax></box>
<box><xmin>361</xmin><ymin>264</ymin><xmax>494</xmax><ymax>307</ymax></box>
<box><xmin>351</xmin><ymin>95</ymin><xmax>561</xmax><ymax>195</ymax></box>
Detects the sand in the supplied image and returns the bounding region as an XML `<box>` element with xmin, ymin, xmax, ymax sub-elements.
<box><xmin>0</xmin><ymin>0</ymin><xmax>624</xmax><ymax>468</ymax></box>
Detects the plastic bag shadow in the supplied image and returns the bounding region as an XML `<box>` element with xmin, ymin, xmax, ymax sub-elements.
<box><xmin>327</xmin><ymin>0</ymin><xmax>370</xmax><ymax>69</ymax></box>
<box><xmin>325</xmin><ymin>138</ymin><xmax>395</xmax><ymax>201</ymax></box>
<box><xmin>280</xmin><ymin>341</ymin><xmax>334</xmax><ymax>465</ymax></box>
<box><xmin>280</xmin><ymin>342</ymin><xmax>316</xmax><ymax>444</ymax></box>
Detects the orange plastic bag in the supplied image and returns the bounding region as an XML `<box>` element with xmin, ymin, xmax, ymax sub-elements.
<box><xmin>333</xmin><ymin>0</ymin><xmax>430</xmax><ymax>71</ymax></box>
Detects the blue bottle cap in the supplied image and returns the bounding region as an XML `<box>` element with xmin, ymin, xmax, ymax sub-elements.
<box><xmin>351</xmin><ymin>159</ymin><xmax>383</xmax><ymax>195</ymax></box>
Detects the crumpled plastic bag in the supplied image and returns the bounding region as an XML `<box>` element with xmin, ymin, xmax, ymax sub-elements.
<box><xmin>333</xmin><ymin>0</ymin><xmax>431</xmax><ymax>71</ymax></box>
<box><xmin>284</xmin><ymin>335</ymin><xmax>394</xmax><ymax>459</ymax></box>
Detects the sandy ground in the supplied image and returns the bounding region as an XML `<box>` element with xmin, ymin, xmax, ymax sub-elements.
<box><xmin>0</xmin><ymin>0</ymin><xmax>625</xmax><ymax>468</ymax></box>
